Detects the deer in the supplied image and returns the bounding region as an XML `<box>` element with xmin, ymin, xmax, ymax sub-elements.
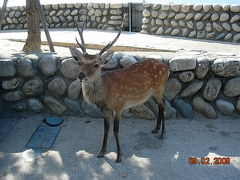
<box><xmin>69</xmin><ymin>17</ymin><xmax>170</xmax><ymax>163</ymax></box>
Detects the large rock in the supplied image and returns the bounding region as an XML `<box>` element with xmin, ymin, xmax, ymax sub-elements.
<box><xmin>0</xmin><ymin>59</ymin><xmax>16</xmax><ymax>77</ymax></box>
<box><xmin>203</xmin><ymin>78</ymin><xmax>222</xmax><ymax>101</ymax></box>
<box><xmin>2</xmin><ymin>77</ymin><xmax>21</xmax><ymax>90</ymax></box>
<box><xmin>17</xmin><ymin>57</ymin><xmax>35</xmax><ymax>77</ymax></box>
<box><xmin>195</xmin><ymin>57</ymin><xmax>211</xmax><ymax>79</ymax></box>
<box><xmin>23</xmin><ymin>78</ymin><xmax>44</xmax><ymax>96</ymax></box>
<box><xmin>211</xmin><ymin>58</ymin><xmax>240</xmax><ymax>77</ymax></box>
<box><xmin>81</xmin><ymin>100</ymin><xmax>103</xmax><ymax>118</ymax></box>
<box><xmin>119</xmin><ymin>55</ymin><xmax>137</xmax><ymax>68</ymax></box>
<box><xmin>60</xmin><ymin>58</ymin><xmax>80</xmax><ymax>79</ymax></box>
<box><xmin>164</xmin><ymin>78</ymin><xmax>182</xmax><ymax>100</ymax></box>
<box><xmin>180</xmin><ymin>81</ymin><xmax>203</xmax><ymax>98</ymax></box>
<box><xmin>28</xmin><ymin>98</ymin><xmax>44</xmax><ymax>112</ymax></box>
<box><xmin>102</xmin><ymin>53</ymin><xmax>121</xmax><ymax>70</ymax></box>
<box><xmin>43</xmin><ymin>96</ymin><xmax>66</xmax><ymax>115</ymax></box>
<box><xmin>164</xmin><ymin>100</ymin><xmax>177</xmax><ymax>119</ymax></box>
<box><xmin>237</xmin><ymin>97</ymin><xmax>240</xmax><ymax>113</ymax></box>
<box><xmin>3</xmin><ymin>91</ymin><xmax>24</xmax><ymax>102</ymax></box>
<box><xmin>173</xmin><ymin>98</ymin><xmax>194</xmax><ymax>118</ymax></box>
<box><xmin>38</xmin><ymin>55</ymin><xmax>57</xmax><ymax>76</ymax></box>
<box><xmin>130</xmin><ymin>105</ymin><xmax>155</xmax><ymax>120</ymax></box>
<box><xmin>68</xmin><ymin>79</ymin><xmax>82</xmax><ymax>100</ymax></box>
<box><xmin>169</xmin><ymin>56</ymin><xmax>196</xmax><ymax>71</ymax></box>
<box><xmin>216</xmin><ymin>99</ymin><xmax>235</xmax><ymax>116</ymax></box>
<box><xmin>64</xmin><ymin>98</ymin><xmax>84</xmax><ymax>116</ymax></box>
<box><xmin>11</xmin><ymin>102</ymin><xmax>26</xmax><ymax>112</ymax></box>
<box><xmin>48</xmin><ymin>78</ymin><xmax>67</xmax><ymax>97</ymax></box>
<box><xmin>193</xmin><ymin>96</ymin><xmax>216</xmax><ymax>119</ymax></box>
<box><xmin>224</xmin><ymin>77</ymin><xmax>240</xmax><ymax>97</ymax></box>
<box><xmin>178</xmin><ymin>71</ymin><xmax>194</xmax><ymax>82</ymax></box>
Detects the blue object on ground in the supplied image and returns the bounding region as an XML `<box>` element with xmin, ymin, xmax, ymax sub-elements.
<box><xmin>26</xmin><ymin>126</ymin><xmax>61</xmax><ymax>149</ymax></box>
<box><xmin>43</xmin><ymin>117</ymin><xmax>63</xmax><ymax>126</ymax></box>
<box><xmin>0</xmin><ymin>116</ymin><xmax>20</xmax><ymax>142</ymax></box>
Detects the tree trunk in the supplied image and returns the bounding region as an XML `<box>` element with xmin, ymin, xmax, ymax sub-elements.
<box><xmin>0</xmin><ymin>0</ymin><xmax>8</xmax><ymax>30</ymax></box>
<box><xmin>22</xmin><ymin>0</ymin><xmax>41</xmax><ymax>52</ymax></box>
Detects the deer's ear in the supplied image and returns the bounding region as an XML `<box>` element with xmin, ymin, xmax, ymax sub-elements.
<box><xmin>69</xmin><ymin>47</ymin><xmax>82</xmax><ymax>61</ymax></box>
<box><xmin>101</xmin><ymin>51</ymin><xmax>114</xmax><ymax>64</ymax></box>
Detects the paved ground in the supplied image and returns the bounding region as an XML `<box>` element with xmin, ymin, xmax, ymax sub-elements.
<box><xmin>0</xmin><ymin>113</ymin><xmax>240</xmax><ymax>180</ymax></box>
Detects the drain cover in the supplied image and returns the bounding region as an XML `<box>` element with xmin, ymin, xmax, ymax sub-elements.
<box><xmin>26</xmin><ymin>126</ymin><xmax>61</xmax><ymax>149</ymax></box>
<box><xmin>43</xmin><ymin>117</ymin><xmax>63</xmax><ymax>126</ymax></box>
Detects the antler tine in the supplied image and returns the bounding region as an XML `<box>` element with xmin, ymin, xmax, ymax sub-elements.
<box><xmin>99</xmin><ymin>14</ymin><xmax>126</xmax><ymax>56</ymax></box>
<box><xmin>75</xmin><ymin>13</ymin><xmax>87</xmax><ymax>53</ymax></box>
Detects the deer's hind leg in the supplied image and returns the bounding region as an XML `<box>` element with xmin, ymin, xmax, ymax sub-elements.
<box><xmin>151</xmin><ymin>89</ymin><xmax>165</xmax><ymax>139</ymax></box>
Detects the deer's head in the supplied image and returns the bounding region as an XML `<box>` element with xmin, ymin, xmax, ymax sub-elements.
<box><xmin>69</xmin><ymin>16</ymin><xmax>124</xmax><ymax>82</ymax></box>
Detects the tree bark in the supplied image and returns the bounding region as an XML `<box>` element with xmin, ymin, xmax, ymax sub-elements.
<box><xmin>22</xmin><ymin>0</ymin><xmax>41</xmax><ymax>52</ymax></box>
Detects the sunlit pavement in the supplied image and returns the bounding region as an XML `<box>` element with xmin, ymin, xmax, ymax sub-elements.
<box><xmin>0</xmin><ymin>113</ymin><xmax>239</xmax><ymax>180</ymax></box>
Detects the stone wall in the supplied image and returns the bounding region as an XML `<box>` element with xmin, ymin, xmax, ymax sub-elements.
<box><xmin>0</xmin><ymin>53</ymin><xmax>240</xmax><ymax>119</ymax></box>
<box><xmin>140</xmin><ymin>4</ymin><xmax>240</xmax><ymax>43</ymax></box>
<box><xmin>1</xmin><ymin>3</ymin><xmax>128</xmax><ymax>31</ymax></box>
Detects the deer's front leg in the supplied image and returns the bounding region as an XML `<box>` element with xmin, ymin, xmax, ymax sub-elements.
<box><xmin>113</xmin><ymin>112</ymin><xmax>122</xmax><ymax>163</ymax></box>
<box><xmin>97</xmin><ymin>111</ymin><xmax>110</xmax><ymax>158</ymax></box>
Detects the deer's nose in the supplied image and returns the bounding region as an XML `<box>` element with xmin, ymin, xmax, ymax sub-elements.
<box><xmin>78</xmin><ymin>73</ymin><xmax>85</xmax><ymax>80</ymax></box>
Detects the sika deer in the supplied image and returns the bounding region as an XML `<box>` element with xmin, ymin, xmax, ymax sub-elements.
<box><xmin>69</xmin><ymin>19</ymin><xmax>170</xmax><ymax>163</ymax></box>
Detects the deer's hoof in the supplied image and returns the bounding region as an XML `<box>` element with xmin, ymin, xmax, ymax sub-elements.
<box><xmin>151</xmin><ymin>129</ymin><xmax>158</xmax><ymax>134</ymax></box>
<box><xmin>97</xmin><ymin>152</ymin><xmax>105</xmax><ymax>158</ymax></box>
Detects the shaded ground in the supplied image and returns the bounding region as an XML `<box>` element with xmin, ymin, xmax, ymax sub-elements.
<box><xmin>0</xmin><ymin>113</ymin><xmax>240</xmax><ymax>180</ymax></box>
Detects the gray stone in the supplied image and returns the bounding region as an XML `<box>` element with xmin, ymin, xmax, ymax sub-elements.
<box><xmin>174</xmin><ymin>13</ymin><xmax>185</xmax><ymax>20</ymax></box>
<box><xmin>164</xmin><ymin>20</ymin><xmax>170</xmax><ymax>26</ymax></box>
<box><xmin>64</xmin><ymin>98</ymin><xmax>84</xmax><ymax>116</ymax></box>
<box><xmin>143</xmin><ymin>9</ymin><xmax>151</xmax><ymax>17</ymax></box>
<box><xmin>223</xmin><ymin>4</ymin><xmax>230</xmax><ymax>11</ymax></box>
<box><xmin>232</xmin><ymin>23</ymin><xmax>240</xmax><ymax>32</ymax></box>
<box><xmin>145</xmin><ymin>55</ymin><xmax>163</xmax><ymax>61</ymax></box>
<box><xmin>222</xmin><ymin>23</ymin><xmax>231</xmax><ymax>31</ymax></box>
<box><xmin>230</xmin><ymin>5</ymin><xmax>240</xmax><ymax>12</ymax></box>
<box><xmin>110</xmin><ymin>4</ymin><xmax>122</xmax><ymax>8</ymax></box>
<box><xmin>224</xmin><ymin>33</ymin><xmax>233</xmax><ymax>40</ymax></box>
<box><xmin>49</xmin><ymin>10</ymin><xmax>56</xmax><ymax>16</ymax></box>
<box><xmin>165</xmin><ymin>28</ymin><xmax>172</xmax><ymax>34</ymax></box>
<box><xmin>38</xmin><ymin>55</ymin><xmax>57</xmax><ymax>76</ymax></box>
<box><xmin>203</xmin><ymin>78</ymin><xmax>222</xmax><ymax>102</ymax></box>
<box><xmin>169</xmin><ymin>56</ymin><xmax>196</xmax><ymax>71</ymax></box>
<box><xmin>81</xmin><ymin>100</ymin><xmax>103</xmax><ymax>118</ymax></box>
<box><xmin>130</xmin><ymin>105</ymin><xmax>155</xmax><ymax>120</ymax></box>
<box><xmin>11</xmin><ymin>103</ymin><xmax>26</xmax><ymax>112</ymax></box>
<box><xmin>193</xmin><ymin>4</ymin><xmax>203</xmax><ymax>11</ymax></box>
<box><xmin>211</xmin><ymin>13</ymin><xmax>219</xmax><ymax>21</ymax></box>
<box><xmin>119</xmin><ymin>55</ymin><xmax>137</xmax><ymax>68</ymax></box>
<box><xmin>203</xmin><ymin>5</ymin><xmax>212</xmax><ymax>12</ymax></box>
<box><xmin>233</xmin><ymin>34</ymin><xmax>240</xmax><ymax>43</ymax></box>
<box><xmin>216</xmin><ymin>99</ymin><xmax>235</xmax><ymax>116</ymax></box>
<box><xmin>63</xmin><ymin>9</ymin><xmax>70</xmax><ymax>16</ymax></box>
<box><xmin>165</xmin><ymin>100</ymin><xmax>177</xmax><ymax>119</ymax></box>
<box><xmin>173</xmin><ymin>99</ymin><xmax>194</xmax><ymax>118</ymax></box>
<box><xmin>189</xmin><ymin>31</ymin><xmax>197</xmax><ymax>37</ymax></box>
<box><xmin>108</xmin><ymin>20</ymin><xmax>122</xmax><ymax>25</ymax></box>
<box><xmin>205</xmin><ymin>23</ymin><xmax>212</xmax><ymax>31</ymax></box>
<box><xmin>159</xmin><ymin>12</ymin><xmax>168</xmax><ymax>19</ymax></box>
<box><xmin>110</xmin><ymin>9</ymin><xmax>122</xmax><ymax>15</ymax></box>
<box><xmin>187</xmin><ymin>21</ymin><xmax>194</xmax><ymax>29</ymax></box>
<box><xmin>215</xmin><ymin>33</ymin><xmax>226</xmax><ymax>40</ymax></box>
<box><xmin>179</xmin><ymin>20</ymin><xmax>185</xmax><ymax>27</ymax></box>
<box><xmin>171</xmin><ymin>29</ymin><xmax>180</xmax><ymax>36</ymax></box>
<box><xmin>3</xmin><ymin>91</ymin><xmax>24</xmax><ymax>102</ymax></box>
<box><xmin>2</xmin><ymin>77</ymin><xmax>21</xmax><ymax>90</ymax></box>
<box><xmin>186</xmin><ymin>13</ymin><xmax>194</xmax><ymax>20</ymax></box>
<box><xmin>66</xmin><ymin>4</ymin><xmax>74</xmax><ymax>9</ymax></box>
<box><xmin>52</xmin><ymin>16</ymin><xmax>60</xmax><ymax>23</ymax></box>
<box><xmin>194</xmin><ymin>13</ymin><xmax>203</xmax><ymax>21</ymax></box>
<box><xmin>178</xmin><ymin>71</ymin><xmax>194</xmax><ymax>82</ymax></box>
<box><xmin>52</xmin><ymin>4</ymin><xmax>58</xmax><ymax>9</ymax></box>
<box><xmin>180</xmin><ymin>81</ymin><xmax>203</xmax><ymax>98</ymax></box>
<box><xmin>195</xmin><ymin>57</ymin><xmax>210</xmax><ymax>79</ymax></box>
<box><xmin>230</xmin><ymin>15</ymin><xmax>240</xmax><ymax>23</ymax></box>
<box><xmin>168</xmin><ymin>12</ymin><xmax>176</xmax><ymax>18</ymax></box>
<box><xmin>102</xmin><ymin>53</ymin><xmax>120</xmax><ymax>70</ymax></box>
<box><xmin>43</xmin><ymin>96</ymin><xmax>66</xmax><ymax>116</ymax></box>
<box><xmin>23</xmin><ymin>78</ymin><xmax>44</xmax><ymax>96</ymax></box>
<box><xmin>48</xmin><ymin>78</ymin><xmax>67</xmax><ymax>97</ymax></box>
<box><xmin>224</xmin><ymin>77</ymin><xmax>240</xmax><ymax>97</ymax></box>
<box><xmin>151</xmin><ymin>11</ymin><xmax>159</xmax><ymax>18</ymax></box>
<box><xmin>203</xmin><ymin>13</ymin><xmax>211</xmax><ymax>20</ymax></box>
<box><xmin>161</xmin><ymin>4</ymin><xmax>170</xmax><ymax>10</ymax></box>
<box><xmin>15</xmin><ymin>11</ymin><xmax>21</xmax><ymax>17</ymax></box>
<box><xmin>150</xmin><ymin>27</ymin><xmax>158</xmax><ymax>32</ymax></box>
<box><xmin>110</xmin><ymin>16</ymin><xmax>123</xmax><ymax>20</ymax></box>
<box><xmin>142</xmin><ymin>25</ymin><xmax>148</xmax><ymax>29</ymax></box>
<box><xmin>153</xmin><ymin>4</ymin><xmax>161</xmax><ymax>10</ymax></box>
<box><xmin>71</xmin><ymin>9</ymin><xmax>78</xmax><ymax>16</ymax></box>
<box><xmin>213</xmin><ymin>22</ymin><xmax>223</xmax><ymax>32</ymax></box>
<box><xmin>165</xmin><ymin>78</ymin><xmax>182</xmax><ymax>100</ymax></box>
<box><xmin>74</xmin><ymin>3</ymin><xmax>81</xmax><ymax>8</ymax></box>
<box><xmin>211</xmin><ymin>58</ymin><xmax>240</xmax><ymax>77</ymax></box>
<box><xmin>28</xmin><ymin>98</ymin><xmax>44</xmax><ymax>112</ymax></box>
<box><xmin>17</xmin><ymin>57</ymin><xmax>35</xmax><ymax>77</ymax></box>
<box><xmin>197</xmin><ymin>31</ymin><xmax>206</xmax><ymax>39</ymax></box>
<box><xmin>213</xmin><ymin>4</ymin><xmax>222</xmax><ymax>11</ymax></box>
<box><xmin>181</xmin><ymin>5</ymin><xmax>191</xmax><ymax>12</ymax></box>
<box><xmin>171</xmin><ymin>4</ymin><xmax>181</xmax><ymax>12</ymax></box>
<box><xmin>207</xmin><ymin>32</ymin><xmax>215</xmax><ymax>39</ymax></box>
<box><xmin>68</xmin><ymin>79</ymin><xmax>82</xmax><ymax>100</ymax></box>
<box><xmin>6</xmin><ymin>17</ymin><xmax>13</xmax><ymax>23</ymax></box>
<box><xmin>193</xmin><ymin>97</ymin><xmax>216</xmax><ymax>119</ymax></box>
<box><xmin>182</xmin><ymin>28</ymin><xmax>188</xmax><ymax>36</ymax></box>
<box><xmin>17</xmin><ymin>24</ymin><xmax>24</xmax><ymax>29</ymax></box>
<box><xmin>0</xmin><ymin>59</ymin><xmax>16</xmax><ymax>77</ymax></box>
<box><xmin>220</xmin><ymin>13</ymin><xmax>229</xmax><ymax>21</ymax></box>
<box><xmin>196</xmin><ymin>22</ymin><xmax>204</xmax><ymax>30</ymax></box>
<box><xmin>56</xmin><ymin>10</ymin><xmax>63</xmax><ymax>16</ymax></box>
<box><xmin>60</xmin><ymin>58</ymin><xmax>80</xmax><ymax>79</ymax></box>
<box><xmin>9</xmin><ymin>11</ymin><xmax>15</xmax><ymax>18</ymax></box>
<box><xmin>237</xmin><ymin>98</ymin><xmax>240</xmax><ymax>113</ymax></box>
<box><xmin>156</xmin><ymin>19</ymin><xmax>163</xmax><ymax>25</ymax></box>
<box><xmin>44</xmin><ymin>4</ymin><xmax>51</xmax><ymax>9</ymax></box>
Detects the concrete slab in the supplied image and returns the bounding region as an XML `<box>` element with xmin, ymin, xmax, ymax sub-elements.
<box><xmin>0</xmin><ymin>114</ymin><xmax>240</xmax><ymax>180</ymax></box>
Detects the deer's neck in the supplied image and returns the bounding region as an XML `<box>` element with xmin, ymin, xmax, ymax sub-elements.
<box><xmin>82</xmin><ymin>75</ymin><xmax>105</xmax><ymax>106</ymax></box>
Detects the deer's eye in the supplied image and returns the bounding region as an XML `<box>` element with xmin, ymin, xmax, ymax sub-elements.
<box><xmin>93</xmin><ymin>64</ymin><xmax>99</xmax><ymax>68</ymax></box>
